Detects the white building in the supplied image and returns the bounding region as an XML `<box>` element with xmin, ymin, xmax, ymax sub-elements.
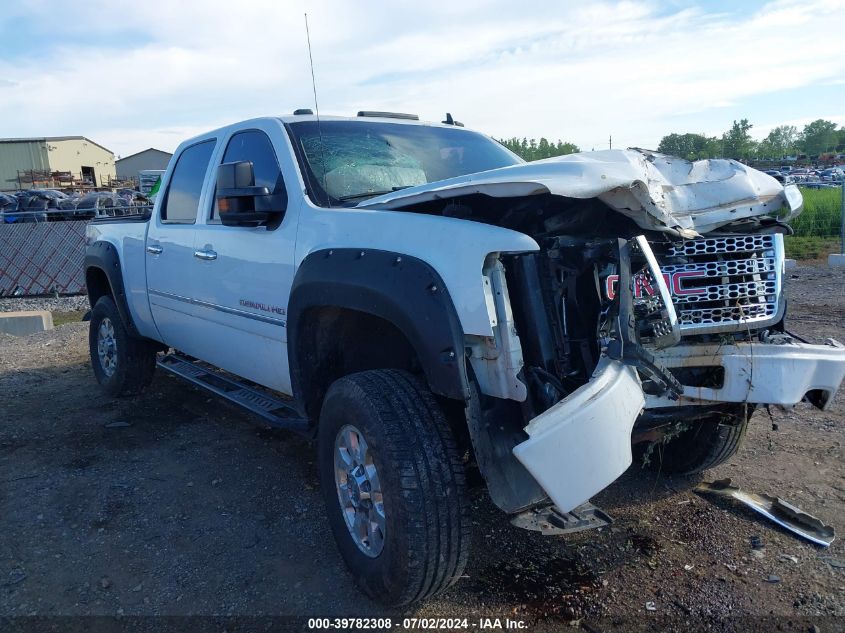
<box><xmin>115</xmin><ymin>148</ymin><xmax>173</xmax><ymax>181</ymax></box>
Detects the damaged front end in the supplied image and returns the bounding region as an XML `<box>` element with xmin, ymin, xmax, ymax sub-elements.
<box><xmin>367</xmin><ymin>149</ymin><xmax>845</xmax><ymax>525</ymax></box>
<box><xmin>501</xmin><ymin>227</ymin><xmax>845</xmax><ymax>520</ymax></box>
<box><xmin>510</xmin><ymin>234</ymin><xmax>686</xmax><ymax>515</ymax></box>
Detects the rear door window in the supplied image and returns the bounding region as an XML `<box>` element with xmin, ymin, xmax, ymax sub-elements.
<box><xmin>161</xmin><ymin>140</ymin><xmax>215</xmax><ymax>223</ymax></box>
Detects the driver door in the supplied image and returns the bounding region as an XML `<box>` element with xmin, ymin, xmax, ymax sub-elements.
<box><xmin>188</xmin><ymin>126</ymin><xmax>297</xmax><ymax>394</ymax></box>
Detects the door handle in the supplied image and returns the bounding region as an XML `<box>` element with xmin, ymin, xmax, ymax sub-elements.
<box><xmin>146</xmin><ymin>245</ymin><xmax>163</xmax><ymax>255</ymax></box>
<box><xmin>194</xmin><ymin>249</ymin><xmax>218</xmax><ymax>261</ymax></box>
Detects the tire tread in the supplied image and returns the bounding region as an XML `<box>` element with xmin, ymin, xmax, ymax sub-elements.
<box><xmin>319</xmin><ymin>369</ymin><xmax>470</xmax><ymax>605</ymax></box>
<box><xmin>653</xmin><ymin>406</ymin><xmax>750</xmax><ymax>474</ymax></box>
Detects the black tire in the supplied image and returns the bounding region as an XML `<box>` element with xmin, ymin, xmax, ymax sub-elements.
<box><xmin>317</xmin><ymin>369</ymin><xmax>470</xmax><ymax>606</ymax></box>
<box><xmin>648</xmin><ymin>405</ymin><xmax>751</xmax><ymax>475</ymax></box>
<box><xmin>89</xmin><ymin>296</ymin><xmax>156</xmax><ymax>397</ymax></box>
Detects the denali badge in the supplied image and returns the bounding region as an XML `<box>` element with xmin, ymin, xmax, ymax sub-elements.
<box><xmin>604</xmin><ymin>270</ymin><xmax>706</xmax><ymax>301</ymax></box>
<box><xmin>239</xmin><ymin>299</ymin><xmax>286</xmax><ymax>315</ymax></box>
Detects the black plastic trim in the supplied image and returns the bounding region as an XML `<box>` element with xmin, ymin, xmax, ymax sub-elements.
<box><xmin>287</xmin><ymin>248</ymin><xmax>470</xmax><ymax>404</ymax></box>
<box><xmin>84</xmin><ymin>240</ymin><xmax>139</xmax><ymax>337</ymax></box>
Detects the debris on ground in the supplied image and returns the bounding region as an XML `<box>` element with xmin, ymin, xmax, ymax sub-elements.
<box><xmin>695</xmin><ymin>479</ymin><xmax>835</xmax><ymax>547</ymax></box>
<box><xmin>822</xmin><ymin>557</ymin><xmax>845</xmax><ymax>569</ymax></box>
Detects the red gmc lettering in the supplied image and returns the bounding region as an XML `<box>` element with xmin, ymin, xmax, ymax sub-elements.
<box><xmin>604</xmin><ymin>270</ymin><xmax>706</xmax><ymax>300</ymax></box>
<box><xmin>671</xmin><ymin>271</ymin><xmax>707</xmax><ymax>296</ymax></box>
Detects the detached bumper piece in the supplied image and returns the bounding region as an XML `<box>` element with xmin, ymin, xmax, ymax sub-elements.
<box><xmin>695</xmin><ymin>478</ymin><xmax>834</xmax><ymax>547</ymax></box>
<box><xmin>513</xmin><ymin>357</ymin><xmax>645</xmax><ymax>514</ymax></box>
<box><xmin>511</xmin><ymin>502</ymin><xmax>613</xmax><ymax>536</ymax></box>
<box><xmin>647</xmin><ymin>338</ymin><xmax>845</xmax><ymax>410</ymax></box>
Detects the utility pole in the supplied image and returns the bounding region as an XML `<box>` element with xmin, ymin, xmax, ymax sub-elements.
<box><xmin>840</xmin><ymin>179</ymin><xmax>844</xmax><ymax>255</ymax></box>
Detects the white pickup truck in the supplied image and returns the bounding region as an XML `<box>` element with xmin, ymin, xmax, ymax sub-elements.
<box><xmin>85</xmin><ymin>111</ymin><xmax>845</xmax><ymax>605</ymax></box>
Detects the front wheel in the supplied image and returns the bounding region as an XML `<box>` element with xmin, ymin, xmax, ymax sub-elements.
<box><xmin>317</xmin><ymin>369</ymin><xmax>470</xmax><ymax>606</ymax></box>
<box><xmin>89</xmin><ymin>296</ymin><xmax>157</xmax><ymax>396</ymax></box>
<box><xmin>645</xmin><ymin>405</ymin><xmax>752</xmax><ymax>474</ymax></box>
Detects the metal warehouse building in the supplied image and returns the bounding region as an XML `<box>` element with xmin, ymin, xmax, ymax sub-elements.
<box><xmin>0</xmin><ymin>136</ymin><xmax>115</xmax><ymax>190</ymax></box>
<box><xmin>115</xmin><ymin>148</ymin><xmax>172</xmax><ymax>180</ymax></box>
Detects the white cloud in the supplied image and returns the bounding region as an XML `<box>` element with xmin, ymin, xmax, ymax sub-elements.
<box><xmin>755</xmin><ymin>114</ymin><xmax>845</xmax><ymax>139</ymax></box>
<box><xmin>0</xmin><ymin>0</ymin><xmax>843</xmax><ymax>156</ymax></box>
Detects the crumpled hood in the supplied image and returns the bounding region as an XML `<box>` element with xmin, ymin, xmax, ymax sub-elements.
<box><xmin>359</xmin><ymin>149</ymin><xmax>803</xmax><ymax>237</ymax></box>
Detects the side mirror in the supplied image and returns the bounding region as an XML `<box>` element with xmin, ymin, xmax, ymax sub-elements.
<box><xmin>216</xmin><ymin>161</ymin><xmax>286</xmax><ymax>227</ymax></box>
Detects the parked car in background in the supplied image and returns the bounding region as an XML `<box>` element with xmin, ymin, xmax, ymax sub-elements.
<box><xmin>0</xmin><ymin>192</ymin><xmax>20</xmax><ymax>223</ymax></box>
<box><xmin>819</xmin><ymin>168</ymin><xmax>844</xmax><ymax>182</ymax></box>
<box><xmin>1</xmin><ymin>188</ymin><xmax>151</xmax><ymax>222</ymax></box>
<box><xmin>9</xmin><ymin>189</ymin><xmax>67</xmax><ymax>222</ymax></box>
<box><xmin>771</xmin><ymin>172</ymin><xmax>795</xmax><ymax>185</ymax></box>
<box><xmin>116</xmin><ymin>188</ymin><xmax>151</xmax><ymax>210</ymax></box>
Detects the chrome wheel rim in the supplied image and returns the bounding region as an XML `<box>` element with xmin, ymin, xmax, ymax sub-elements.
<box><xmin>97</xmin><ymin>317</ymin><xmax>118</xmax><ymax>377</ymax></box>
<box><xmin>334</xmin><ymin>424</ymin><xmax>385</xmax><ymax>557</ymax></box>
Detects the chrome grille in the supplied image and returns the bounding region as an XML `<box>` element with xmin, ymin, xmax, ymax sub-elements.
<box><xmin>654</xmin><ymin>234</ymin><xmax>784</xmax><ymax>335</ymax></box>
<box><xmin>666</xmin><ymin>235</ymin><xmax>775</xmax><ymax>256</ymax></box>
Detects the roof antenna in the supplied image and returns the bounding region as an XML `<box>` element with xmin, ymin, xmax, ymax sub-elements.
<box><xmin>304</xmin><ymin>12</ymin><xmax>330</xmax><ymax>207</ymax></box>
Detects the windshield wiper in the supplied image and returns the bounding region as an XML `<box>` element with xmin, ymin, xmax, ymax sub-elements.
<box><xmin>338</xmin><ymin>186</ymin><xmax>411</xmax><ymax>201</ymax></box>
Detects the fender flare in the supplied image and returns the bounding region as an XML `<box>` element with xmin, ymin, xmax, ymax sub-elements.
<box><xmin>287</xmin><ymin>248</ymin><xmax>470</xmax><ymax>404</ymax></box>
<box><xmin>84</xmin><ymin>240</ymin><xmax>139</xmax><ymax>337</ymax></box>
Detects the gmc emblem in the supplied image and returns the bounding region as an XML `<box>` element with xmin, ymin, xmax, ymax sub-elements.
<box><xmin>604</xmin><ymin>270</ymin><xmax>706</xmax><ymax>300</ymax></box>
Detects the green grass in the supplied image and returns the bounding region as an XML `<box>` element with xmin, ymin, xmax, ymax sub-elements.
<box><xmin>784</xmin><ymin>186</ymin><xmax>843</xmax><ymax>259</ymax></box>
<box><xmin>790</xmin><ymin>187</ymin><xmax>842</xmax><ymax>236</ymax></box>
<box><xmin>52</xmin><ymin>310</ymin><xmax>87</xmax><ymax>326</ymax></box>
<box><xmin>784</xmin><ymin>236</ymin><xmax>841</xmax><ymax>260</ymax></box>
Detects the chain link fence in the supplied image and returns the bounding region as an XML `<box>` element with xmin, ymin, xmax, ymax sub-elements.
<box><xmin>0</xmin><ymin>207</ymin><xmax>150</xmax><ymax>297</ymax></box>
<box><xmin>784</xmin><ymin>185</ymin><xmax>844</xmax><ymax>260</ymax></box>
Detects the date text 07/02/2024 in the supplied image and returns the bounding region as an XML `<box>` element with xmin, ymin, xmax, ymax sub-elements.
<box><xmin>307</xmin><ymin>617</ymin><xmax>528</xmax><ymax>629</ymax></box>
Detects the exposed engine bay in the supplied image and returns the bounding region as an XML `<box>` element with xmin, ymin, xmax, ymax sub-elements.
<box><xmin>361</xmin><ymin>150</ymin><xmax>845</xmax><ymax>516</ymax></box>
<box><xmin>362</xmin><ymin>151</ymin><xmax>799</xmax><ymax>415</ymax></box>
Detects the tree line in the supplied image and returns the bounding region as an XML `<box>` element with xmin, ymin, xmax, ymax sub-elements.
<box><xmin>498</xmin><ymin>137</ymin><xmax>580</xmax><ymax>161</ymax></box>
<box><xmin>500</xmin><ymin>119</ymin><xmax>843</xmax><ymax>163</ymax></box>
<box><xmin>657</xmin><ymin>119</ymin><xmax>845</xmax><ymax>161</ymax></box>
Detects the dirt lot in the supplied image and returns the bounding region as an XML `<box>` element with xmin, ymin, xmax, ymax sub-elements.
<box><xmin>1</xmin><ymin>264</ymin><xmax>843</xmax><ymax>631</ymax></box>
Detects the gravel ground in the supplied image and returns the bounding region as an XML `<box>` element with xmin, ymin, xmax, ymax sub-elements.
<box><xmin>0</xmin><ymin>295</ymin><xmax>89</xmax><ymax>314</ymax></box>
<box><xmin>0</xmin><ymin>265</ymin><xmax>843</xmax><ymax>631</ymax></box>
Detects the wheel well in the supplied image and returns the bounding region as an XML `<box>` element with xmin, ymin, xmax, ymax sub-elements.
<box><xmin>85</xmin><ymin>267</ymin><xmax>112</xmax><ymax>308</ymax></box>
<box><xmin>295</xmin><ymin>307</ymin><xmax>422</xmax><ymax>419</ymax></box>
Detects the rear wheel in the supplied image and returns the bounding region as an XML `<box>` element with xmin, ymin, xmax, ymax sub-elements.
<box><xmin>317</xmin><ymin>369</ymin><xmax>470</xmax><ymax>606</ymax></box>
<box><xmin>646</xmin><ymin>405</ymin><xmax>751</xmax><ymax>474</ymax></box>
<box><xmin>89</xmin><ymin>296</ymin><xmax>157</xmax><ymax>396</ymax></box>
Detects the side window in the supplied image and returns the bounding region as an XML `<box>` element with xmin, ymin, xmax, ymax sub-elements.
<box><xmin>211</xmin><ymin>130</ymin><xmax>286</xmax><ymax>221</ymax></box>
<box><xmin>161</xmin><ymin>140</ymin><xmax>215</xmax><ymax>223</ymax></box>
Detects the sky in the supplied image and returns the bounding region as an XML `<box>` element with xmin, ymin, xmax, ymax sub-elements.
<box><xmin>0</xmin><ymin>0</ymin><xmax>843</xmax><ymax>158</ymax></box>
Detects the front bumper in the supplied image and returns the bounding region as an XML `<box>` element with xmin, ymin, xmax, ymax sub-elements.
<box><xmin>645</xmin><ymin>338</ymin><xmax>845</xmax><ymax>410</ymax></box>
<box><xmin>511</xmin><ymin>338</ymin><xmax>845</xmax><ymax>515</ymax></box>
<box><xmin>512</xmin><ymin>357</ymin><xmax>645</xmax><ymax>514</ymax></box>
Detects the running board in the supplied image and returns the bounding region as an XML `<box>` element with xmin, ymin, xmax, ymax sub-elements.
<box><xmin>510</xmin><ymin>502</ymin><xmax>613</xmax><ymax>536</ymax></box>
<box><xmin>157</xmin><ymin>353</ymin><xmax>309</xmax><ymax>432</ymax></box>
